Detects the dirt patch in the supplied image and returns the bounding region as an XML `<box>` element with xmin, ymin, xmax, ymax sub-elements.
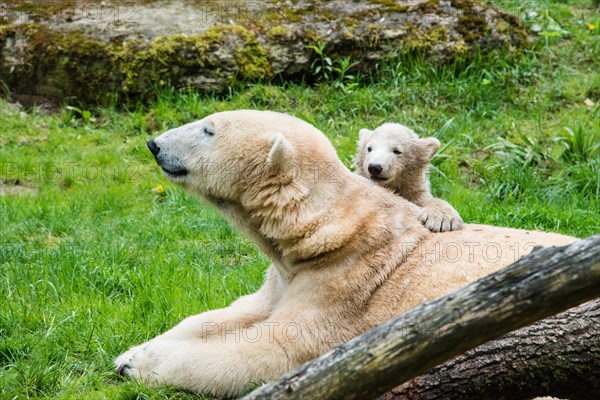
<box><xmin>0</xmin><ymin>180</ymin><xmax>36</xmax><ymax>196</ymax></box>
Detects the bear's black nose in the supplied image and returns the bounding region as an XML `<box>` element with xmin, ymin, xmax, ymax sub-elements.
<box><xmin>147</xmin><ymin>139</ymin><xmax>160</xmax><ymax>156</ymax></box>
<box><xmin>368</xmin><ymin>164</ymin><xmax>383</xmax><ymax>175</ymax></box>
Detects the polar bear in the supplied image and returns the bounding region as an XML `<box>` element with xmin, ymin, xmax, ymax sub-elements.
<box><xmin>115</xmin><ymin>110</ymin><xmax>577</xmax><ymax>397</ymax></box>
<box><xmin>354</xmin><ymin>123</ymin><xmax>463</xmax><ymax>232</ymax></box>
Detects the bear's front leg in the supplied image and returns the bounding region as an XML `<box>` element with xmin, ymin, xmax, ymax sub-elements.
<box><xmin>115</xmin><ymin>321</ymin><xmax>300</xmax><ymax>397</ymax></box>
<box><xmin>419</xmin><ymin>198</ymin><xmax>463</xmax><ymax>232</ymax></box>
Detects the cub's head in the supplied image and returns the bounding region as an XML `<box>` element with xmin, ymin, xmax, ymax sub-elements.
<box><xmin>353</xmin><ymin>123</ymin><xmax>440</xmax><ymax>186</ymax></box>
<box><xmin>147</xmin><ymin>110</ymin><xmax>344</xmax><ymax>207</ymax></box>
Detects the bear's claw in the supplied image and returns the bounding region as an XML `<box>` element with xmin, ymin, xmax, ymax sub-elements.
<box><xmin>116</xmin><ymin>360</ymin><xmax>132</xmax><ymax>377</ymax></box>
<box><xmin>419</xmin><ymin>199</ymin><xmax>463</xmax><ymax>233</ymax></box>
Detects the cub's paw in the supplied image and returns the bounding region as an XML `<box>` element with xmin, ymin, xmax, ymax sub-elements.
<box><xmin>419</xmin><ymin>199</ymin><xmax>463</xmax><ymax>232</ymax></box>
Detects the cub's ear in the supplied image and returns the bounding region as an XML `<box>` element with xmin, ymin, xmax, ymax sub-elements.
<box><xmin>418</xmin><ymin>137</ymin><xmax>441</xmax><ymax>161</ymax></box>
<box><xmin>267</xmin><ymin>132</ymin><xmax>294</xmax><ymax>171</ymax></box>
<box><xmin>358</xmin><ymin>128</ymin><xmax>372</xmax><ymax>141</ymax></box>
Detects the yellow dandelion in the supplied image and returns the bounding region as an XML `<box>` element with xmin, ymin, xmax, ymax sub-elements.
<box><xmin>589</xmin><ymin>24</ymin><xmax>596</xmax><ymax>30</ymax></box>
<box><xmin>155</xmin><ymin>184</ymin><xmax>165</xmax><ymax>194</ymax></box>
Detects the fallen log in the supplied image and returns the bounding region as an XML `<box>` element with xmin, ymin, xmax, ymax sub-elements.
<box><xmin>242</xmin><ymin>234</ymin><xmax>600</xmax><ymax>400</ymax></box>
<box><xmin>384</xmin><ymin>300</ymin><xmax>600</xmax><ymax>400</ymax></box>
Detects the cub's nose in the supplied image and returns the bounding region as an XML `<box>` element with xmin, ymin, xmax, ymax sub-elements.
<box><xmin>147</xmin><ymin>139</ymin><xmax>160</xmax><ymax>156</ymax></box>
<box><xmin>368</xmin><ymin>164</ymin><xmax>383</xmax><ymax>175</ymax></box>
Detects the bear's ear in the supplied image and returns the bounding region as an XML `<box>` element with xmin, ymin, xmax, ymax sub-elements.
<box><xmin>418</xmin><ymin>137</ymin><xmax>441</xmax><ymax>161</ymax></box>
<box><xmin>267</xmin><ymin>132</ymin><xmax>294</xmax><ymax>171</ymax></box>
<box><xmin>358</xmin><ymin>128</ymin><xmax>372</xmax><ymax>141</ymax></box>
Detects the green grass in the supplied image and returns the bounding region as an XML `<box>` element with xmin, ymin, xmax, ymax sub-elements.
<box><xmin>1</xmin><ymin>0</ymin><xmax>599</xmax><ymax>398</ymax></box>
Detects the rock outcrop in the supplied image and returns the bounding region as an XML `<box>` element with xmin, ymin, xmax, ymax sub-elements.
<box><xmin>0</xmin><ymin>0</ymin><xmax>528</xmax><ymax>106</ymax></box>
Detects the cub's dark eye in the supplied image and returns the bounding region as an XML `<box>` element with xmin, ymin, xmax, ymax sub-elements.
<box><xmin>203</xmin><ymin>126</ymin><xmax>214</xmax><ymax>136</ymax></box>
<box><xmin>367</xmin><ymin>147</ymin><xmax>372</xmax><ymax>152</ymax></box>
<box><xmin>393</xmin><ymin>149</ymin><xmax>402</xmax><ymax>155</ymax></box>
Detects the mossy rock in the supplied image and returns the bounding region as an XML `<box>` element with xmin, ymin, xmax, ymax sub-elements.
<box><xmin>0</xmin><ymin>0</ymin><xmax>529</xmax><ymax>107</ymax></box>
<box><xmin>0</xmin><ymin>23</ymin><xmax>271</xmax><ymax>106</ymax></box>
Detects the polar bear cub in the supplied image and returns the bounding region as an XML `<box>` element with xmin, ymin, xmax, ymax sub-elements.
<box><xmin>354</xmin><ymin>123</ymin><xmax>463</xmax><ymax>232</ymax></box>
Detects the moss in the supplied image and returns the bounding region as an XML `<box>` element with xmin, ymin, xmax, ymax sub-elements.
<box><xmin>452</xmin><ymin>0</ymin><xmax>490</xmax><ymax>42</ymax></box>
<box><xmin>449</xmin><ymin>0</ymin><xmax>506</xmax><ymax>43</ymax></box>
<box><xmin>403</xmin><ymin>25</ymin><xmax>449</xmax><ymax>52</ymax></box>
<box><xmin>265</xmin><ymin>0</ymin><xmax>349</xmax><ymax>25</ymax></box>
<box><xmin>0</xmin><ymin>23</ymin><xmax>11</xmax><ymax>42</ymax></box>
<box><xmin>341</xmin><ymin>29</ymin><xmax>355</xmax><ymax>42</ymax></box>
<box><xmin>449</xmin><ymin>0</ymin><xmax>476</xmax><ymax>9</ymax></box>
<box><xmin>117</xmin><ymin>25</ymin><xmax>271</xmax><ymax>97</ymax></box>
<box><xmin>457</xmin><ymin>13</ymin><xmax>489</xmax><ymax>42</ymax></box>
<box><xmin>495</xmin><ymin>20</ymin><xmax>509</xmax><ymax>33</ymax></box>
<box><xmin>450</xmin><ymin>40</ymin><xmax>469</xmax><ymax>57</ymax></box>
<box><xmin>412</xmin><ymin>0</ymin><xmax>440</xmax><ymax>13</ymax></box>
<box><xmin>367</xmin><ymin>0</ymin><xmax>409</xmax><ymax>13</ymax></box>
<box><xmin>8</xmin><ymin>25</ymin><xmax>119</xmax><ymax>106</ymax></box>
<box><xmin>279</xmin><ymin>7</ymin><xmax>303</xmax><ymax>24</ymax></box>
<box><xmin>118</xmin><ymin>33</ymin><xmax>205</xmax><ymax>94</ymax></box>
<box><xmin>1</xmin><ymin>0</ymin><xmax>77</xmax><ymax>19</ymax></box>
<box><xmin>0</xmin><ymin>22</ymin><xmax>274</xmax><ymax>107</ymax></box>
<box><xmin>233</xmin><ymin>29</ymin><xmax>272</xmax><ymax>81</ymax></box>
<box><xmin>267</xmin><ymin>26</ymin><xmax>291</xmax><ymax>39</ymax></box>
<box><xmin>366</xmin><ymin>24</ymin><xmax>382</xmax><ymax>48</ymax></box>
<box><xmin>0</xmin><ymin>23</ymin><xmax>15</xmax><ymax>96</ymax></box>
<box><xmin>496</xmin><ymin>13</ymin><xmax>528</xmax><ymax>48</ymax></box>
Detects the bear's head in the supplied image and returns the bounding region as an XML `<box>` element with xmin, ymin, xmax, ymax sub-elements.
<box><xmin>353</xmin><ymin>123</ymin><xmax>440</xmax><ymax>187</ymax></box>
<box><xmin>148</xmin><ymin>110</ymin><xmax>346</xmax><ymax>211</ymax></box>
<box><xmin>147</xmin><ymin>112</ymin><xmax>427</xmax><ymax>274</ymax></box>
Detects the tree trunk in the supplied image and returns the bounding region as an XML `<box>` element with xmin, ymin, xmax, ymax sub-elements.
<box><xmin>242</xmin><ymin>235</ymin><xmax>600</xmax><ymax>400</ymax></box>
<box><xmin>384</xmin><ymin>300</ymin><xmax>600</xmax><ymax>400</ymax></box>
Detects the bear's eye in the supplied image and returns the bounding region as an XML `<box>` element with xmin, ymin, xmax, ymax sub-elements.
<box><xmin>203</xmin><ymin>126</ymin><xmax>214</xmax><ymax>136</ymax></box>
<box><xmin>393</xmin><ymin>149</ymin><xmax>402</xmax><ymax>155</ymax></box>
<box><xmin>367</xmin><ymin>147</ymin><xmax>372</xmax><ymax>152</ymax></box>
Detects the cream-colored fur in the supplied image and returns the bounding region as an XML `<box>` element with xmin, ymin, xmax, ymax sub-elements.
<box><xmin>115</xmin><ymin>111</ymin><xmax>577</xmax><ymax>397</ymax></box>
<box><xmin>354</xmin><ymin>123</ymin><xmax>463</xmax><ymax>232</ymax></box>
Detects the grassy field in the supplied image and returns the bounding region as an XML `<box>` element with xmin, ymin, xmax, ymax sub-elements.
<box><xmin>1</xmin><ymin>0</ymin><xmax>599</xmax><ymax>398</ymax></box>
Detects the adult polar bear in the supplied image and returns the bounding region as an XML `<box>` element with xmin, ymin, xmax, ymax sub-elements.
<box><xmin>116</xmin><ymin>110</ymin><xmax>576</xmax><ymax>397</ymax></box>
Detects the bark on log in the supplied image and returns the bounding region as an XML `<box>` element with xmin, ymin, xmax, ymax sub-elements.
<box><xmin>384</xmin><ymin>300</ymin><xmax>600</xmax><ymax>400</ymax></box>
<box><xmin>242</xmin><ymin>235</ymin><xmax>600</xmax><ymax>400</ymax></box>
